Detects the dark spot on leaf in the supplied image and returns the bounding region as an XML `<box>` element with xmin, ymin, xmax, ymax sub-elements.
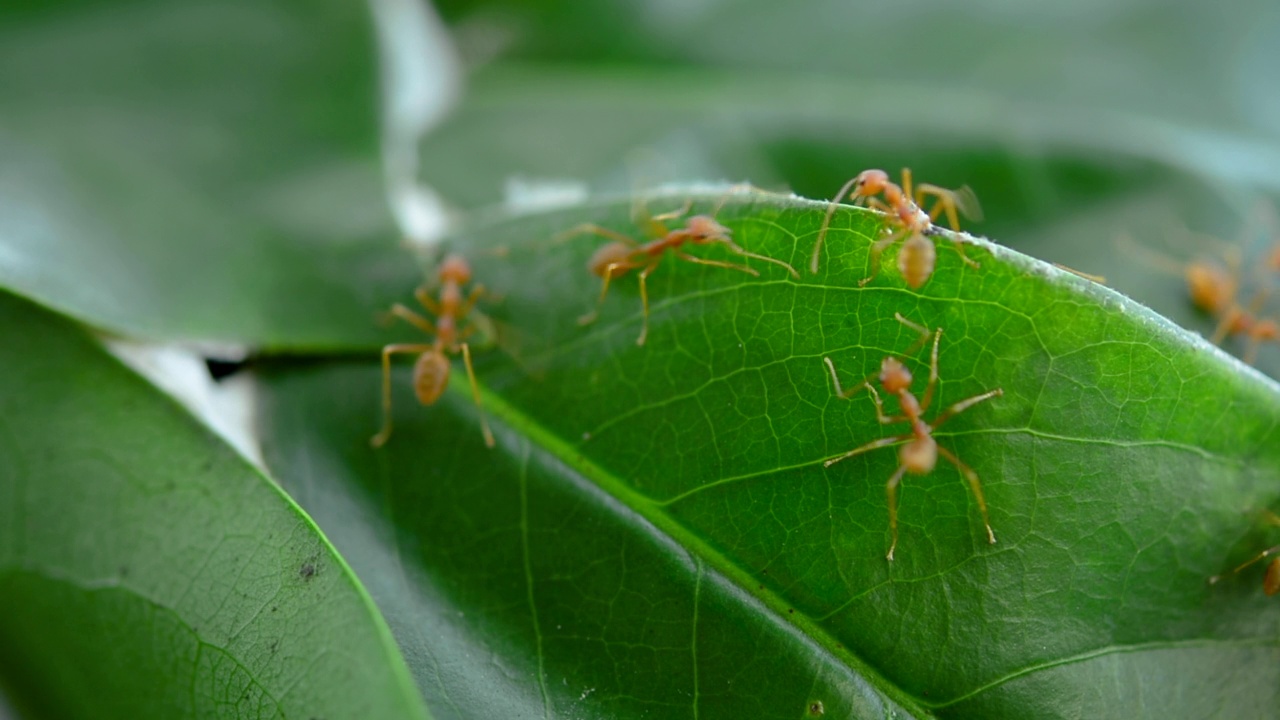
<box><xmin>300</xmin><ymin>563</ymin><xmax>317</xmax><ymax>580</ymax></box>
<box><xmin>271</xmin><ymin>606</ymin><xmax>278</xmax><ymax>612</ymax></box>
<box><xmin>788</xmin><ymin>608</ymin><xmax>794</xmax><ymax>614</ymax></box>
<box><xmin>118</xmin><ymin>566</ymin><xmax>129</xmax><ymax>577</ymax></box>
<box><xmin>808</xmin><ymin>700</ymin><xmax>825</xmax><ymax>716</ymax></box>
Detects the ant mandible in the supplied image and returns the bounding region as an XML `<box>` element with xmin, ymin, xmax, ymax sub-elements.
<box><xmin>370</xmin><ymin>253</ymin><xmax>495</xmax><ymax>449</ymax></box>
<box><xmin>559</xmin><ymin>194</ymin><xmax>799</xmax><ymax>346</ymax></box>
<box><xmin>809</xmin><ymin>168</ymin><xmax>981</xmax><ymax>289</ymax></box>
<box><xmin>1209</xmin><ymin>510</ymin><xmax>1280</xmax><ymax>597</ymax></box>
<box><xmin>823</xmin><ymin>313</ymin><xmax>1003</xmax><ymax>560</ymax></box>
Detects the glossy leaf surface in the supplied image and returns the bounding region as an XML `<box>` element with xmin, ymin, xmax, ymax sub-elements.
<box><xmin>257</xmin><ymin>193</ymin><xmax>1280</xmax><ymax>718</ymax></box>
<box><xmin>0</xmin><ymin>0</ymin><xmax>411</xmax><ymax>349</ymax></box>
<box><xmin>0</xmin><ymin>292</ymin><xmax>428</xmax><ymax>720</ymax></box>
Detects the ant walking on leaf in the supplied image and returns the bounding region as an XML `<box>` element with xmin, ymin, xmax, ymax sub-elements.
<box><xmin>809</xmin><ymin>168</ymin><xmax>981</xmax><ymax>288</ymax></box>
<box><xmin>823</xmin><ymin>314</ymin><xmax>1003</xmax><ymax>560</ymax></box>
<box><xmin>371</xmin><ymin>253</ymin><xmax>495</xmax><ymax>449</ymax></box>
<box><xmin>1209</xmin><ymin>509</ymin><xmax>1280</xmax><ymax>597</ymax></box>
<box><xmin>557</xmin><ymin>192</ymin><xmax>799</xmax><ymax>346</ymax></box>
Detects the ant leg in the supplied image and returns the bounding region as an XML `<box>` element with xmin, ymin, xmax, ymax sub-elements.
<box><xmin>918</xmin><ymin>327</ymin><xmax>943</xmax><ymax>413</ymax></box>
<box><xmin>864</xmin><ymin>381</ymin><xmax>908</xmax><ymax>424</ymax></box>
<box><xmin>554</xmin><ymin>223</ymin><xmax>640</xmax><ymax>248</ymax></box>
<box><xmin>641</xmin><ymin>199</ymin><xmax>694</xmax><ymax>239</ymax></box>
<box><xmin>386</xmin><ymin>304</ymin><xmax>437</xmax><ymax>335</ymax></box>
<box><xmin>634</xmin><ymin>259</ymin><xmax>662</xmax><ymax>346</ymax></box>
<box><xmin>717</xmin><ymin>240</ymin><xmax>800</xmax><ymax>278</ymax></box>
<box><xmin>823</xmin><ymin>356</ymin><xmax>861</xmax><ymax>399</ymax></box>
<box><xmin>931</xmin><ymin>387</ymin><xmax>1004</xmax><ymax>429</ymax></box>
<box><xmin>864</xmin><ymin>197</ymin><xmax>895</xmax><ymax>216</ymax></box>
<box><xmin>673</xmin><ymin>251</ymin><xmax>760</xmax><ymax>276</ymax></box>
<box><xmin>824</xmin><ymin>433</ymin><xmax>911</xmax><ymax>468</ymax></box>
<box><xmin>649</xmin><ymin>199</ymin><xmax>694</xmax><ymax>223</ymax></box>
<box><xmin>950</xmin><ymin>238</ymin><xmax>981</xmax><ymax>269</ymax></box>
<box><xmin>884</xmin><ymin>464</ymin><xmax>910</xmax><ymax>561</ymax></box>
<box><xmin>414</xmin><ymin>286</ymin><xmax>442</xmax><ymax>316</ymax></box>
<box><xmin>1210</xmin><ymin>545</ymin><xmax>1280</xmax><ymax>590</ymax></box>
<box><xmin>458</xmin><ymin>283</ymin><xmax>487</xmax><ymax>318</ymax></box>
<box><xmin>919</xmin><ymin>184</ymin><xmax>983</xmax><ymax>226</ymax></box>
<box><xmin>935</xmin><ymin>445</ymin><xmax>997</xmax><ymax>545</ymax></box>
<box><xmin>1210</xmin><ymin>306</ymin><xmax>1243</xmax><ymax>345</ymax></box>
<box><xmin>370</xmin><ymin>343</ymin><xmax>436</xmax><ymax>448</ymax></box>
<box><xmin>811</xmin><ymin>176</ymin><xmax>862</xmax><ymax>274</ymax></box>
<box><xmin>900</xmin><ymin>168</ymin><xmax>913</xmax><ymax>206</ymax></box>
<box><xmin>893</xmin><ymin>313</ymin><xmax>935</xmax><ymax>358</ymax></box>
<box><xmin>918</xmin><ymin>187</ymin><xmax>961</xmax><ymax>231</ymax></box>
<box><xmin>460</xmin><ymin>343</ymin><xmax>496</xmax><ymax>448</ymax></box>
<box><xmin>578</xmin><ymin>263</ymin><xmax>626</xmax><ymax>326</ymax></box>
<box><xmin>859</xmin><ymin>228</ymin><xmax>909</xmax><ymax>287</ymax></box>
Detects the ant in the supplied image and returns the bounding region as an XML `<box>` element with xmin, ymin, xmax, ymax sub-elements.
<box><xmin>558</xmin><ymin>194</ymin><xmax>799</xmax><ymax>346</ymax></box>
<box><xmin>1209</xmin><ymin>510</ymin><xmax>1280</xmax><ymax>597</ymax></box>
<box><xmin>809</xmin><ymin>168</ymin><xmax>981</xmax><ymax>289</ymax></box>
<box><xmin>823</xmin><ymin>313</ymin><xmax>1003</xmax><ymax>560</ymax></box>
<box><xmin>1120</xmin><ymin>228</ymin><xmax>1279</xmax><ymax>364</ymax></box>
<box><xmin>370</xmin><ymin>253</ymin><xmax>495</xmax><ymax>449</ymax></box>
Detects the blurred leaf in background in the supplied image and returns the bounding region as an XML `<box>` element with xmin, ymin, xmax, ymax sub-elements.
<box><xmin>2</xmin><ymin>0</ymin><xmax>1280</xmax><ymax>718</ymax></box>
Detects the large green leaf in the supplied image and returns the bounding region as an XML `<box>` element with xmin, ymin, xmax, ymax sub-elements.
<box><xmin>0</xmin><ymin>0</ymin><xmax>413</xmax><ymax>349</ymax></box>
<box><xmin>256</xmin><ymin>192</ymin><xmax>1280</xmax><ymax>718</ymax></box>
<box><xmin>0</xmin><ymin>292</ymin><xmax>428</xmax><ymax>720</ymax></box>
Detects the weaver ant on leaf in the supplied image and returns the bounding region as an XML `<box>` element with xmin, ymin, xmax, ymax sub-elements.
<box><xmin>557</xmin><ymin>192</ymin><xmax>799</xmax><ymax>346</ymax></box>
<box><xmin>810</xmin><ymin>168</ymin><xmax>981</xmax><ymax>289</ymax></box>
<box><xmin>371</xmin><ymin>253</ymin><xmax>495</xmax><ymax>449</ymax></box>
<box><xmin>1209</xmin><ymin>509</ymin><xmax>1280</xmax><ymax>597</ymax></box>
<box><xmin>824</xmin><ymin>313</ymin><xmax>1003</xmax><ymax>560</ymax></box>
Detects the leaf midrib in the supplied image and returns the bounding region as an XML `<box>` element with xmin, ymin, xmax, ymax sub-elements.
<box><xmin>463</xmin><ymin>370</ymin><xmax>935</xmax><ymax>717</ymax></box>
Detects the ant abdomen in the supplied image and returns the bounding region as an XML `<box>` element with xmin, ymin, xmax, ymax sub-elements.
<box><xmin>413</xmin><ymin>351</ymin><xmax>451</xmax><ymax>406</ymax></box>
<box><xmin>588</xmin><ymin>241</ymin><xmax>634</xmax><ymax>278</ymax></box>
<box><xmin>897</xmin><ymin>234</ymin><xmax>937</xmax><ymax>290</ymax></box>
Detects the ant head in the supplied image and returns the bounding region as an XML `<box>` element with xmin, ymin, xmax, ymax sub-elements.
<box><xmin>440</xmin><ymin>254</ymin><xmax>472</xmax><ymax>285</ymax></box>
<box><xmin>853</xmin><ymin>169</ymin><xmax>890</xmax><ymax>197</ymax></box>
<box><xmin>685</xmin><ymin>214</ymin><xmax>732</xmax><ymax>244</ymax></box>
<box><xmin>879</xmin><ymin>356</ymin><xmax>912</xmax><ymax>393</ymax></box>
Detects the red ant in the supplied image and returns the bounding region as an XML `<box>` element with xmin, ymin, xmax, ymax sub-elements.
<box><xmin>1120</xmin><ymin>229</ymin><xmax>1279</xmax><ymax>363</ymax></box>
<box><xmin>1209</xmin><ymin>510</ymin><xmax>1280</xmax><ymax>597</ymax></box>
<box><xmin>371</xmin><ymin>254</ymin><xmax>494</xmax><ymax>449</ymax></box>
<box><xmin>809</xmin><ymin>168</ymin><xmax>981</xmax><ymax>288</ymax></box>
<box><xmin>559</xmin><ymin>195</ymin><xmax>799</xmax><ymax>346</ymax></box>
<box><xmin>823</xmin><ymin>313</ymin><xmax>1003</xmax><ymax>560</ymax></box>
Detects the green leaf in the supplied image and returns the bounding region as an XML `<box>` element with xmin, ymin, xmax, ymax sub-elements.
<box><xmin>0</xmin><ymin>0</ymin><xmax>414</xmax><ymax>350</ymax></box>
<box><xmin>256</xmin><ymin>191</ymin><xmax>1280</xmax><ymax>718</ymax></box>
<box><xmin>0</xmin><ymin>291</ymin><xmax>428</xmax><ymax>720</ymax></box>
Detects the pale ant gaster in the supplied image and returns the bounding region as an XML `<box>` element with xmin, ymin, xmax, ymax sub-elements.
<box><xmin>824</xmin><ymin>314</ymin><xmax>1003</xmax><ymax>560</ymax></box>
